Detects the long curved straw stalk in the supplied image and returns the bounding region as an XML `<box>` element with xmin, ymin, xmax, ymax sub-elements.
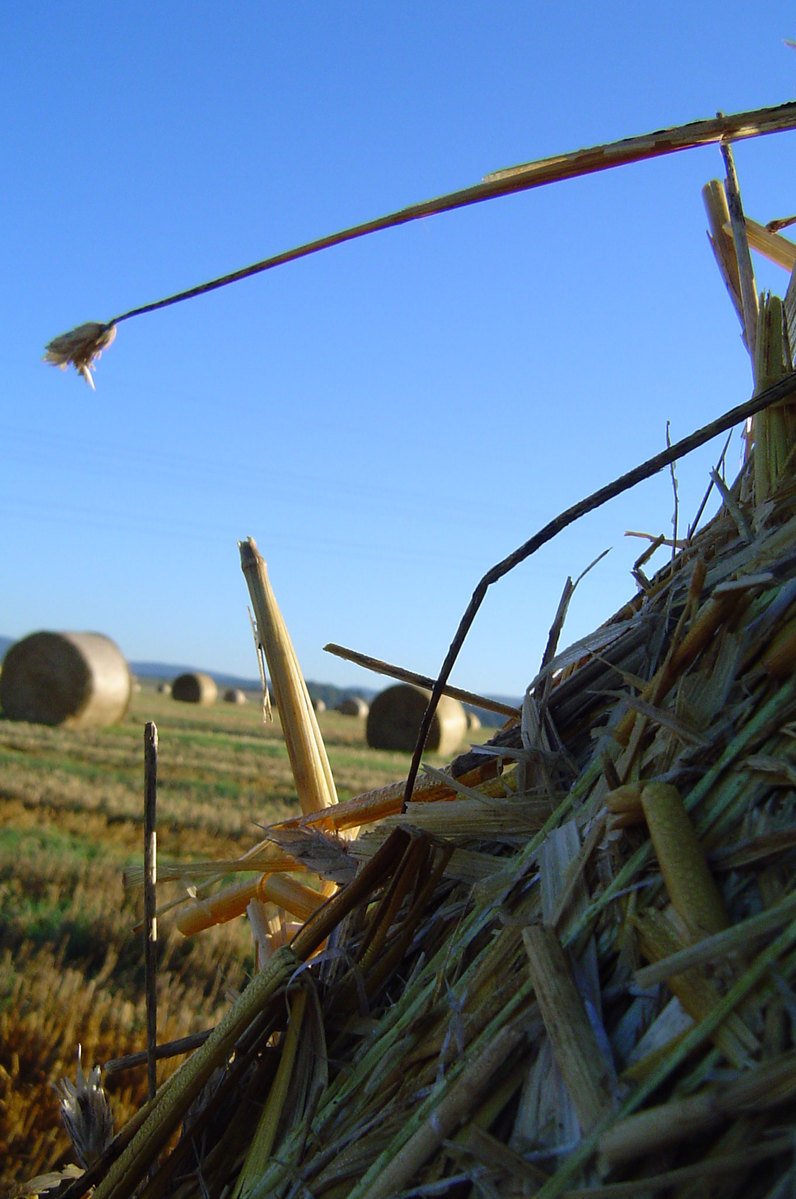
<box><xmin>44</xmin><ymin>101</ymin><xmax>796</xmax><ymax>385</ymax></box>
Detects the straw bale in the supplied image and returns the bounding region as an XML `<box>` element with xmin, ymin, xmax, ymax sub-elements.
<box><xmin>311</xmin><ymin>696</ymin><xmax>326</xmax><ymax>713</ymax></box>
<box><xmin>72</xmin><ymin>465</ymin><xmax>796</xmax><ymax>1199</ymax></box>
<box><xmin>337</xmin><ymin>695</ymin><xmax>370</xmax><ymax>717</ymax></box>
<box><xmin>171</xmin><ymin>672</ymin><xmax>217</xmax><ymax>705</ymax></box>
<box><xmin>0</xmin><ymin>631</ymin><xmax>131</xmax><ymax>729</ymax></box>
<box><xmin>156</xmin><ymin>681</ymin><xmax>171</xmax><ymax>695</ymax></box>
<box><xmin>223</xmin><ymin>687</ymin><xmax>247</xmax><ymax>704</ymax></box>
<box><xmin>465</xmin><ymin>708</ymin><xmax>482</xmax><ymax>731</ymax></box>
<box><xmin>366</xmin><ymin>682</ymin><xmax>468</xmax><ymax>756</ymax></box>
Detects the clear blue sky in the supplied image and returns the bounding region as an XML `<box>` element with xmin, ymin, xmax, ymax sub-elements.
<box><xmin>3</xmin><ymin>3</ymin><xmax>795</xmax><ymax>698</ymax></box>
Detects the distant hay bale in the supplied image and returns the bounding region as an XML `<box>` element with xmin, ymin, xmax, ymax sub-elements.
<box><xmin>223</xmin><ymin>687</ymin><xmax>247</xmax><ymax>705</ymax></box>
<box><xmin>366</xmin><ymin>683</ymin><xmax>467</xmax><ymax>756</ymax></box>
<box><xmin>465</xmin><ymin>710</ymin><xmax>482</xmax><ymax>732</ymax></box>
<box><xmin>157</xmin><ymin>681</ymin><xmax>171</xmax><ymax>695</ymax></box>
<box><xmin>337</xmin><ymin>696</ymin><xmax>369</xmax><ymax>717</ymax></box>
<box><xmin>171</xmin><ymin>672</ymin><xmax>217</xmax><ymax>705</ymax></box>
<box><xmin>0</xmin><ymin>631</ymin><xmax>132</xmax><ymax>729</ymax></box>
<box><xmin>311</xmin><ymin>697</ymin><xmax>326</xmax><ymax>713</ymax></box>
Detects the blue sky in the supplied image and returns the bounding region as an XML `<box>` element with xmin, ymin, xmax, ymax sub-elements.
<box><xmin>3</xmin><ymin>3</ymin><xmax>795</xmax><ymax>698</ymax></box>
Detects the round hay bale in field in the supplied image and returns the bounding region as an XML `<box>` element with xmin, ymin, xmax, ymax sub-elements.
<box><xmin>223</xmin><ymin>687</ymin><xmax>247</xmax><ymax>704</ymax></box>
<box><xmin>366</xmin><ymin>683</ymin><xmax>467</xmax><ymax>756</ymax></box>
<box><xmin>0</xmin><ymin>631</ymin><xmax>132</xmax><ymax>729</ymax></box>
<box><xmin>337</xmin><ymin>696</ymin><xmax>370</xmax><ymax>717</ymax></box>
<box><xmin>465</xmin><ymin>710</ymin><xmax>482</xmax><ymax>732</ymax></box>
<box><xmin>311</xmin><ymin>697</ymin><xmax>326</xmax><ymax>713</ymax></box>
<box><xmin>172</xmin><ymin>672</ymin><xmax>217</xmax><ymax>705</ymax></box>
<box><xmin>157</xmin><ymin>681</ymin><xmax>171</xmax><ymax>695</ymax></box>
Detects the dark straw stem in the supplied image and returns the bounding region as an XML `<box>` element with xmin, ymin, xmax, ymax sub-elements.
<box><xmin>144</xmin><ymin>722</ymin><xmax>159</xmax><ymax>1103</ymax></box>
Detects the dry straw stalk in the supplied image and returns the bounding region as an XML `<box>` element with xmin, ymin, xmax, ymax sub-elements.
<box><xmin>45</xmin><ymin>102</ymin><xmax>796</xmax><ymax>387</ymax></box>
<box><xmin>91</xmin><ymin>945</ymin><xmax>301</xmax><ymax>1199</ymax></box>
<box><xmin>522</xmin><ymin>926</ymin><xmax>616</xmax><ymax>1133</ymax></box>
<box><xmin>240</xmin><ymin>537</ymin><xmax>337</xmax><ymax>816</ymax></box>
<box><xmin>231</xmin><ymin>989</ymin><xmax>308</xmax><ymax>1199</ymax></box>
<box><xmin>600</xmin><ymin>1049</ymin><xmax>796</xmax><ymax>1166</ymax></box>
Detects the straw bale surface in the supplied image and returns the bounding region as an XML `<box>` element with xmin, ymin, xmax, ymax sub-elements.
<box><xmin>0</xmin><ymin>631</ymin><xmax>131</xmax><ymax>729</ymax></box>
<box><xmin>171</xmin><ymin>672</ymin><xmax>217</xmax><ymax>705</ymax></box>
<box><xmin>367</xmin><ymin>682</ymin><xmax>467</xmax><ymax>755</ymax></box>
<box><xmin>87</xmin><ymin>474</ymin><xmax>796</xmax><ymax>1199</ymax></box>
<box><xmin>223</xmin><ymin>687</ymin><xmax>247</xmax><ymax>704</ymax></box>
<box><xmin>53</xmin><ymin>424</ymin><xmax>796</xmax><ymax>1199</ymax></box>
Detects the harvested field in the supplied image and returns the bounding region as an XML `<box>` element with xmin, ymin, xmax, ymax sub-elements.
<box><xmin>0</xmin><ymin>692</ymin><xmax>420</xmax><ymax>1192</ymax></box>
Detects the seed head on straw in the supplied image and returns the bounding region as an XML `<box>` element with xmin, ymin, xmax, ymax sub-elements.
<box><xmin>54</xmin><ymin>1045</ymin><xmax>114</xmax><ymax>1169</ymax></box>
<box><xmin>44</xmin><ymin>321</ymin><xmax>116</xmax><ymax>389</ymax></box>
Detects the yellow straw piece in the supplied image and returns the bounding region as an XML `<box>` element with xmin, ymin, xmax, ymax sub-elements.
<box><xmin>176</xmin><ymin>877</ymin><xmax>260</xmax><ymax>937</ymax></box>
<box><xmin>603</xmin><ymin>1048</ymin><xmax>796</xmax><ymax>1166</ymax></box>
<box><xmin>176</xmin><ymin>873</ymin><xmax>324</xmax><ymax>937</ymax></box>
<box><xmin>256</xmin><ymin>873</ymin><xmax>326</xmax><ymax>923</ymax></box>
<box><xmin>604</xmin><ymin>783</ymin><xmax>645</xmax><ymax>828</ymax></box>
<box><xmin>240</xmin><ymin>537</ymin><xmax>338</xmax><ymax>816</ymax></box>
<box><xmin>753</xmin><ymin>293</ymin><xmax>796</xmax><ymax>505</ymax></box>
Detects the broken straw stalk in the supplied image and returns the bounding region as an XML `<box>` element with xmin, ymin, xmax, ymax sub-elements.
<box><xmin>173</xmin><ymin>536</ymin><xmax>339</xmax><ymax>938</ymax></box>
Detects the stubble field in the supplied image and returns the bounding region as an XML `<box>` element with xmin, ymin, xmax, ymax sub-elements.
<box><xmin>0</xmin><ymin>683</ymin><xmax>442</xmax><ymax>1192</ymax></box>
